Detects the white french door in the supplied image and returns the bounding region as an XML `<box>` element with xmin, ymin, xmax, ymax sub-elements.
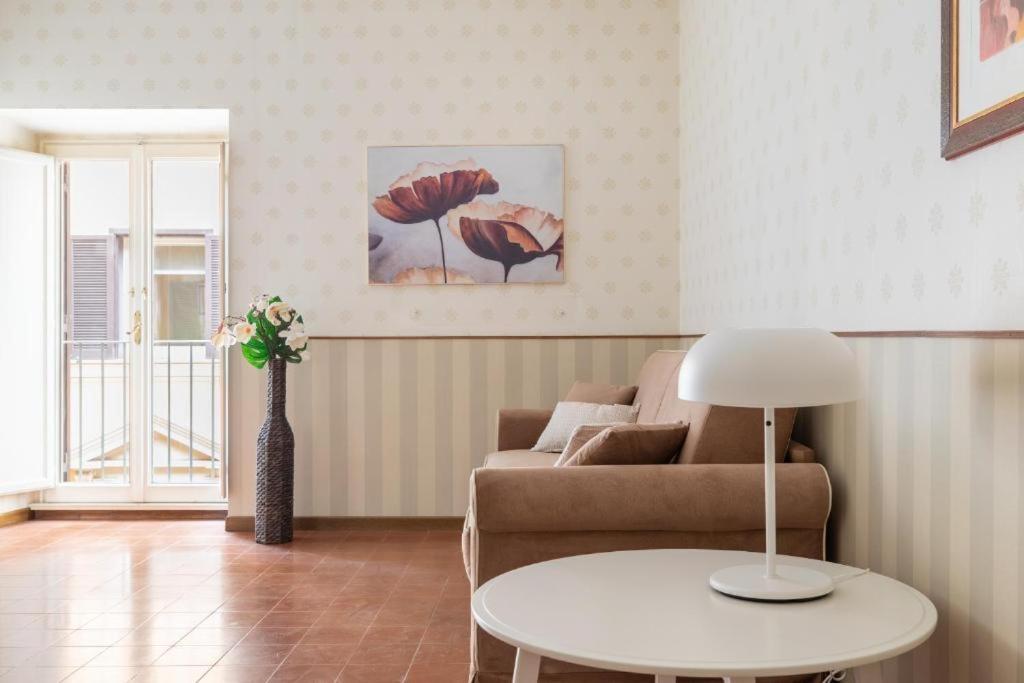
<box><xmin>43</xmin><ymin>141</ymin><xmax>226</xmax><ymax>504</ymax></box>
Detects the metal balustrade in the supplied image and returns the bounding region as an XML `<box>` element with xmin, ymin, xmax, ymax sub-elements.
<box><xmin>65</xmin><ymin>340</ymin><xmax>129</xmax><ymax>483</ymax></box>
<box><xmin>64</xmin><ymin>340</ymin><xmax>221</xmax><ymax>485</ymax></box>
<box><xmin>152</xmin><ymin>341</ymin><xmax>221</xmax><ymax>484</ymax></box>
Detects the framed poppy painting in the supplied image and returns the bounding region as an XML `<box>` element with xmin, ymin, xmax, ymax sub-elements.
<box><xmin>941</xmin><ymin>0</ymin><xmax>1024</xmax><ymax>158</ymax></box>
<box><xmin>367</xmin><ymin>144</ymin><xmax>564</xmax><ymax>285</ymax></box>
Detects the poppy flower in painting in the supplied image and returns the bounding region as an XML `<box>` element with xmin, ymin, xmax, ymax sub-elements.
<box><xmin>369</xmin><ymin>233</ymin><xmax>383</xmax><ymax>251</ymax></box>
<box><xmin>372</xmin><ymin>159</ymin><xmax>499</xmax><ymax>283</ymax></box>
<box><xmin>390</xmin><ymin>266</ymin><xmax>475</xmax><ymax>285</ymax></box>
<box><xmin>446</xmin><ymin>201</ymin><xmax>563</xmax><ymax>282</ymax></box>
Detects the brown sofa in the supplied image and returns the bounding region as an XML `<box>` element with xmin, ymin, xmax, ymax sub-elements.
<box><xmin>464</xmin><ymin>350</ymin><xmax>831</xmax><ymax>683</ymax></box>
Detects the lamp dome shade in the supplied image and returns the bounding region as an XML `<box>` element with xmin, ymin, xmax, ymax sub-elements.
<box><xmin>678</xmin><ymin>328</ymin><xmax>860</xmax><ymax>408</ymax></box>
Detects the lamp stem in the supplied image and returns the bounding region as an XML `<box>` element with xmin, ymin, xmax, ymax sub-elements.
<box><xmin>764</xmin><ymin>406</ymin><xmax>777</xmax><ymax>578</ymax></box>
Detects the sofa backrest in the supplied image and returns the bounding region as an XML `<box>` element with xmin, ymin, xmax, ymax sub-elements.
<box><xmin>631</xmin><ymin>350</ymin><xmax>795</xmax><ymax>465</ymax></box>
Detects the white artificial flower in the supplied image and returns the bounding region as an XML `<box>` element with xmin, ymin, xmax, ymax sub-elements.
<box><xmin>266</xmin><ymin>301</ymin><xmax>293</xmax><ymax>326</ymax></box>
<box><xmin>232</xmin><ymin>322</ymin><xmax>255</xmax><ymax>344</ymax></box>
<box><xmin>298</xmin><ymin>348</ymin><xmax>311</xmax><ymax>363</ymax></box>
<box><xmin>252</xmin><ymin>293</ymin><xmax>270</xmax><ymax>312</ymax></box>
<box><xmin>211</xmin><ymin>322</ymin><xmax>237</xmax><ymax>348</ymax></box>
<box><xmin>278</xmin><ymin>322</ymin><xmax>308</xmax><ymax>351</ymax></box>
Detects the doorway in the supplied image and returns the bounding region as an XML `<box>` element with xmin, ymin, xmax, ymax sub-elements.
<box><xmin>45</xmin><ymin>139</ymin><xmax>227</xmax><ymax>504</ymax></box>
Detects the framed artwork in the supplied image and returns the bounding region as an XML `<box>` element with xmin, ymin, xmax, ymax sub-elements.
<box><xmin>942</xmin><ymin>0</ymin><xmax>1024</xmax><ymax>158</ymax></box>
<box><xmin>367</xmin><ymin>144</ymin><xmax>564</xmax><ymax>285</ymax></box>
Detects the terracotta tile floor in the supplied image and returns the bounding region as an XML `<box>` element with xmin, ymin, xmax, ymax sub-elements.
<box><xmin>0</xmin><ymin>521</ymin><xmax>470</xmax><ymax>682</ymax></box>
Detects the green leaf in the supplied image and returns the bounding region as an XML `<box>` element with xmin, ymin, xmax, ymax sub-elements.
<box><xmin>241</xmin><ymin>339</ymin><xmax>267</xmax><ymax>356</ymax></box>
<box><xmin>241</xmin><ymin>344</ymin><xmax>268</xmax><ymax>369</ymax></box>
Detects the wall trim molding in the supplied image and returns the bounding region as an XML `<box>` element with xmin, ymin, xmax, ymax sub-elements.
<box><xmin>224</xmin><ymin>515</ymin><xmax>464</xmax><ymax>532</ymax></box>
<box><xmin>308</xmin><ymin>331</ymin><xmax>1024</xmax><ymax>341</ymax></box>
<box><xmin>833</xmin><ymin>330</ymin><xmax>1024</xmax><ymax>338</ymax></box>
<box><xmin>31</xmin><ymin>509</ymin><xmax>227</xmax><ymax>521</ymax></box>
<box><xmin>0</xmin><ymin>508</ymin><xmax>32</xmax><ymax>529</ymax></box>
<box><xmin>309</xmin><ymin>335</ymin><xmax>684</xmax><ymax>340</ymax></box>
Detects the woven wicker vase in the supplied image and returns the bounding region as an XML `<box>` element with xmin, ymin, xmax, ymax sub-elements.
<box><xmin>255</xmin><ymin>358</ymin><xmax>295</xmax><ymax>545</ymax></box>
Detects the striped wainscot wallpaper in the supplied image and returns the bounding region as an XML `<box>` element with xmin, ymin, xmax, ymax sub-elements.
<box><xmin>227</xmin><ymin>336</ymin><xmax>689</xmax><ymax>519</ymax></box>
<box><xmin>801</xmin><ymin>336</ymin><xmax>1024</xmax><ymax>683</ymax></box>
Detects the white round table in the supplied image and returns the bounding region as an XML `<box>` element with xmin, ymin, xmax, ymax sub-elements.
<box><xmin>471</xmin><ymin>549</ymin><xmax>937</xmax><ymax>683</ymax></box>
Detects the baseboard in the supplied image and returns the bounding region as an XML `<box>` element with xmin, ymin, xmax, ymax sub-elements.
<box><xmin>32</xmin><ymin>508</ymin><xmax>227</xmax><ymax>521</ymax></box>
<box><xmin>0</xmin><ymin>507</ymin><xmax>33</xmax><ymax>528</ymax></box>
<box><xmin>224</xmin><ymin>515</ymin><xmax>464</xmax><ymax>532</ymax></box>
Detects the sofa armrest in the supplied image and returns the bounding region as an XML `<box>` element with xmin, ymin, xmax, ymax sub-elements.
<box><xmin>495</xmin><ymin>408</ymin><xmax>553</xmax><ymax>451</ymax></box>
<box><xmin>787</xmin><ymin>440</ymin><xmax>816</xmax><ymax>463</ymax></box>
<box><xmin>472</xmin><ymin>463</ymin><xmax>830</xmax><ymax>533</ymax></box>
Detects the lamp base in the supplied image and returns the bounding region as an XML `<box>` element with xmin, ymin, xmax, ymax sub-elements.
<box><xmin>709</xmin><ymin>564</ymin><xmax>834</xmax><ymax>601</ymax></box>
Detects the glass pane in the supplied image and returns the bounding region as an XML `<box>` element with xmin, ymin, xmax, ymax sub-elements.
<box><xmin>153</xmin><ymin>272</ymin><xmax>205</xmax><ymax>340</ymax></box>
<box><xmin>150</xmin><ymin>157</ymin><xmax>222</xmax><ymax>486</ymax></box>
<box><xmin>68</xmin><ymin>160</ymin><xmax>129</xmax><ymax>237</ymax></box>
<box><xmin>152</xmin><ymin>159</ymin><xmax>219</xmax><ymax>233</ymax></box>
<box><xmin>64</xmin><ymin>160</ymin><xmax>130</xmax><ymax>484</ymax></box>
<box><xmin>155</xmin><ymin>242</ymin><xmax>204</xmax><ymax>272</ymax></box>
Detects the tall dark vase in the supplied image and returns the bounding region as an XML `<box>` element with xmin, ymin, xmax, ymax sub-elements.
<box><xmin>255</xmin><ymin>358</ymin><xmax>294</xmax><ymax>544</ymax></box>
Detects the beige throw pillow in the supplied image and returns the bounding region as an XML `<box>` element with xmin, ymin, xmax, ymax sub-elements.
<box><xmin>531</xmin><ymin>401</ymin><xmax>640</xmax><ymax>453</ymax></box>
<box><xmin>554</xmin><ymin>423</ymin><xmax>623</xmax><ymax>466</ymax></box>
<box><xmin>561</xmin><ymin>423</ymin><xmax>689</xmax><ymax>467</ymax></box>
<box><xmin>564</xmin><ymin>381</ymin><xmax>639</xmax><ymax>406</ymax></box>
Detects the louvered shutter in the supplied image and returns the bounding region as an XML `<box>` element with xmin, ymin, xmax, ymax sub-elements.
<box><xmin>204</xmin><ymin>234</ymin><xmax>222</xmax><ymax>356</ymax></box>
<box><xmin>70</xmin><ymin>235</ymin><xmax>115</xmax><ymax>357</ymax></box>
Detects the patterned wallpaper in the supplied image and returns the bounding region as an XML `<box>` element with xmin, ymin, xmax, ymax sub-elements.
<box><xmin>677</xmin><ymin>0</ymin><xmax>1024</xmax><ymax>332</ymax></box>
<box><xmin>0</xmin><ymin>0</ymin><xmax>681</xmax><ymax>336</ymax></box>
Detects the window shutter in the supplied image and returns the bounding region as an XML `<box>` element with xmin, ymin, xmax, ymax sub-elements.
<box><xmin>204</xmin><ymin>233</ymin><xmax>222</xmax><ymax>339</ymax></box>
<box><xmin>70</xmin><ymin>235</ymin><xmax>115</xmax><ymax>351</ymax></box>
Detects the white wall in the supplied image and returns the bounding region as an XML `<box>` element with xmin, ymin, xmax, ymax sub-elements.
<box><xmin>676</xmin><ymin>3</ymin><xmax>1024</xmax><ymax>681</ymax></box>
<box><xmin>0</xmin><ymin>0</ymin><xmax>681</xmax><ymax>336</ymax></box>
<box><xmin>0</xmin><ymin>117</ymin><xmax>37</xmax><ymax>152</ymax></box>
<box><xmin>0</xmin><ymin>0</ymin><xmax>681</xmax><ymax>517</ymax></box>
<box><xmin>678</xmin><ymin>0</ymin><xmax>1024</xmax><ymax>333</ymax></box>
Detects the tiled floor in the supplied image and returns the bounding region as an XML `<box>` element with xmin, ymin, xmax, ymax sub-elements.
<box><xmin>0</xmin><ymin>520</ymin><xmax>470</xmax><ymax>682</ymax></box>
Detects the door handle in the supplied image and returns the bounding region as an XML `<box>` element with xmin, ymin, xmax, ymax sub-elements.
<box><xmin>127</xmin><ymin>310</ymin><xmax>142</xmax><ymax>345</ymax></box>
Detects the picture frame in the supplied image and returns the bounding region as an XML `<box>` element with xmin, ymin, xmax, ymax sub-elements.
<box><xmin>941</xmin><ymin>0</ymin><xmax>1024</xmax><ymax>159</ymax></box>
<box><xmin>366</xmin><ymin>144</ymin><xmax>565</xmax><ymax>286</ymax></box>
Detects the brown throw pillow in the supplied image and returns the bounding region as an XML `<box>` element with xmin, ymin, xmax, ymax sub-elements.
<box><xmin>565</xmin><ymin>381</ymin><xmax>638</xmax><ymax>406</ymax></box>
<box><xmin>554</xmin><ymin>423</ymin><xmax>621</xmax><ymax>466</ymax></box>
<box><xmin>561</xmin><ymin>423</ymin><xmax>689</xmax><ymax>467</ymax></box>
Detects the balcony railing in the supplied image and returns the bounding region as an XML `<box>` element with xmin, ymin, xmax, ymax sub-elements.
<box><xmin>152</xmin><ymin>341</ymin><xmax>222</xmax><ymax>484</ymax></box>
<box><xmin>65</xmin><ymin>340</ymin><xmax>129</xmax><ymax>483</ymax></box>
<box><xmin>65</xmin><ymin>340</ymin><xmax>222</xmax><ymax>485</ymax></box>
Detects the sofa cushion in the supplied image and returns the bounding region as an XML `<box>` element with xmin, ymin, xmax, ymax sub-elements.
<box><xmin>531</xmin><ymin>401</ymin><xmax>639</xmax><ymax>452</ymax></box>
<box><xmin>631</xmin><ymin>350</ymin><xmax>685</xmax><ymax>422</ymax></box>
<box><xmin>561</xmin><ymin>423</ymin><xmax>689</xmax><ymax>467</ymax></box>
<box><xmin>565</xmin><ymin>380</ymin><xmax>638</xmax><ymax>405</ymax></box>
<box><xmin>483</xmin><ymin>450</ymin><xmax>561</xmax><ymax>468</ymax></box>
<box><xmin>654</xmin><ymin>361</ymin><xmax>796</xmax><ymax>464</ymax></box>
<box><xmin>553</xmin><ymin>424</ymin><xmax>619</xmax><ymax>466</ymax></box>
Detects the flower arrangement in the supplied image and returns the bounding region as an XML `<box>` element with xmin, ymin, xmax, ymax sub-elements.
<box><xmin>211</xmin><ymin>294</ymin><xmax>309</xmax><ymax>368</ymax></box>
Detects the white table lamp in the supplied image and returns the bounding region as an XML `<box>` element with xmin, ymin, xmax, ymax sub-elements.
<box><xmin>678</xmin><ymin>328</ymin><xmax>860</xmax><ymax>601</ymax></box>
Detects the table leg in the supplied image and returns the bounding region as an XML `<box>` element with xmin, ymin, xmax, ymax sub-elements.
<box><xmin>512</xmin><ymin>648</ymin><xmax>541</xmax><ymax>683</ymax></box>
